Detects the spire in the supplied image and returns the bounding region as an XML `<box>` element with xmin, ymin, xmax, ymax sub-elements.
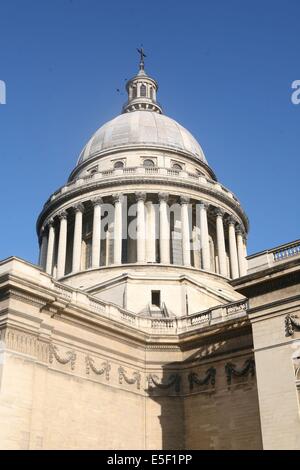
<box><xmin>122</xmin><ymin>49</ymin><xmax>162</xmax><ymax>114</ymax></box>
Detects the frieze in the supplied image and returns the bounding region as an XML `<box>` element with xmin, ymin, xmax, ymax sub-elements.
<box><xmin>85</xmin><ymin>355</ymin><xmax>111</xmax><ymax>380</ymax></box>
<box><xmin>225</xmin><ymin>358</ymin><xmax>255</xmax><ymax>385</ymax></box>
<box><xmin>147</xmin><ymin>373</ymin><xmax>181</xmax><ymax>393</ymax></box>
<box><xmin>188</xmin><ymin>367</ymin><xmax>216</xmax><ymax>391</ymax></box>
<box><xmin>49</xmin><ymin>344</ymin><xmax>76</xmax><ymax>370</ymax></box>
<box><xmin>118</xmin><ymin>366</ymin><xmax>141</xmax><ymax>389</ymax></box>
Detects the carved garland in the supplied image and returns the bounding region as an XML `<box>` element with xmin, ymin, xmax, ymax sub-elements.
<box><xmin>188</xmin><ymin>367</ymin><xmax>216</xmax><ymax>391</ymax></box>
<box><xmin>85</xmin><ymin>356</ymin><xmax>111</xmax><ymax>380</ymax></box>
<box><xmin>147</xmin><ymin>373</ymin><xmax>181</xmax><ymax>393</ymax></box>
<box><xmin>285</xmin><ymin>314</ymin><xmax>300</xmax><ymax>336</ymax></box>
<box><xmin>118</xmin><ymin>366</ymin><xmax>141</xmax><ymax>390</ymax></box>
<box><xmin>225</xmin><ymin>359</ymin><xmax>255</xmax><ymax>385</ymax></box>
<box><xmin>49</xmin><ymin>344</ymin><xmax>76</xmax><ymax>370</ymax></box>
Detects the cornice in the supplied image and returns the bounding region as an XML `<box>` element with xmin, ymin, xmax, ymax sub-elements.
<box><xmin>36</xmin><ymin>175</ymin><xmax>249</xmax><ymax>233</ymax></box>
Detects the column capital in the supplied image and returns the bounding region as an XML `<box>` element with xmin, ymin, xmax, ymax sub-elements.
<box><xmin>227</xmin><ymin>216</ymin><xmax>237</xmax><ymax>226</ymax></box>
<box><xmin>199</xmin><ymin>200</ymin><xmax>209</xmax><ymax>210</ymax></box>
<box><xmin>58</xmin><ymin>210</ymin><xmax>68</xmax><ymax>220</ymax></box>
<box><xmin>73</xmin><ymin>203</ymin><xmax>84</xmax><ymax>213</ymax></box>
<box><xmin>158</xmin><ymin>192</ymin><xmax>169</xmax><ymax>203</ymax></box>
<box><xmin>180</xmin><ymin>196</ymin><xmax>190</xmax><ymax>205</ymax></box>
<box><xmin>235</xmin><ymin>224</ymin><xmax>245</xmax><ymax>236</ymax></box>
<box><xmin>91</xmin><ymin>197</ymin><xmax>103</xmax><ymax>207</ymax></box>
<box><xmin>214</xmin><ymin>207</ymin><xmax>225</xmax><ymax>218</ymax></box>
<box><xmin>47</xmin><ymin>217</ymin><xmax>55</xmax><ymax>228</ymax></box>
<box><xmin>41</xmin><ymin>225</ymin><xmax>46</xmax><ymax>235</ymax></box>
<box><xmin>112</xmin><ymin>193</ymin><xmax>123</xmax><ymax>204</ymax></box>
<box><xmin>135</xmin><ymin>191</ymin><xmax>147</xmax><ymax>202</ymax></box>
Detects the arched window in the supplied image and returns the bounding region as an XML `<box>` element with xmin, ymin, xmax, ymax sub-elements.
<box><xmin>114</xmin><ymin>161</ymin><xmax>124</xmax><ymax>169</ymax></box>
<box><xmin>132</xmin><ymin>86</ymin><xmax>137</xmax><ymax>99</ymax></box>
<box><xmin>140</xmin><ymin>84</ymin><xmax>146</xmax><ymax>97</ymax></box>
<box><xmin>143</xmin><ymin>159</ymin><xmax>155</xmax><ymax>167</ymax></box>
<box><xmin>172</xmin><ymin>163</ymin><xmax>182</xmax><ymax>171</ymax></box>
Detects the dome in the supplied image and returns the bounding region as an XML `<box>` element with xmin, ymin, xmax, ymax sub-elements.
<box><xmin>77</xmin><ymin>111</ymin><xmax>207</xmax><ymax>165</ymax></box>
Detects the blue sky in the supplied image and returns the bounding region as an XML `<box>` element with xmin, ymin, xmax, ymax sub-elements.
<box><xmin>0</xmin><ymin>0</ymin><xmax>299</xmax><ymax>263</ymax></box>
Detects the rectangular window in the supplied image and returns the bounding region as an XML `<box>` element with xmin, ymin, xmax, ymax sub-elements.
<box><xmin>151</xmin><ymin>290</ymin><xmax>161</xmax><ymax>307</ymax></box>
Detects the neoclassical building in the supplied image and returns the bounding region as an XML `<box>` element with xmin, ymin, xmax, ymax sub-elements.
<box><xmin>0</xmin><ymin>56</ymin><xmax>300</xmax><ymax>450</ymax></box>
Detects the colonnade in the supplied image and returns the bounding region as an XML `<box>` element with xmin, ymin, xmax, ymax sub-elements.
<box><xmin>39</xmin><ymin>192</ymin><xmax>247</xmax><ymax>279</ymax></box>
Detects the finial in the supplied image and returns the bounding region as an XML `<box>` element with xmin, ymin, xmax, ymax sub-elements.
<box><xmin>137</xmin><ymin>46</ymin><xmax>146</xmax><ymax>71</ymax></box>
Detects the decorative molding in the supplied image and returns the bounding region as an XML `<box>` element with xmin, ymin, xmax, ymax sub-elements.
<box><xmin>285</xmin><ymin>314</ymin><xmax>300</xmax><ymax>336</ymax></box>
<box><xmin>225</xmin><ymin>358</ymin><xmax>255</xmax><ymax>385</ymax></box>
<box><xmin>188</xmin><ymin>367</ymin><xmax>216</xmax><ymax>391</ymax></box>
<box><xmin>49</xmin><ymin>344</ymin><xmax>76</xmax><ymax>370</ymax></box>
<box><xmin>10</xmin><ymin>289</ymin><xmax>46</xmax><ymax>308</ymax></box>
<box><xmin>85</xmin><ymin>356</ymin><xmax>111</xmax><ymax>380</ymax></box>
<box><xmin>147</xmin><ymin>373</ymin><xmax>181</xmax><ymax>393</ymax></box>
<box><xmin>118</xmin><ymin>366</ymin><xmax>141</xmax><ymax>389</ymax></box>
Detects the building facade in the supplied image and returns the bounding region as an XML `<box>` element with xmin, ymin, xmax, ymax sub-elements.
<box><xmin>0</xmin><ymin>58</ymin><xmax>300</xmax><ymax>449</ymax></box>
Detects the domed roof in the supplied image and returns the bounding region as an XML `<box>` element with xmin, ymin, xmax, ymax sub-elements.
<box><xmin>77</xmin><ymin>111</ymin><xmax>207</xmax><ymax>165</ymax></box>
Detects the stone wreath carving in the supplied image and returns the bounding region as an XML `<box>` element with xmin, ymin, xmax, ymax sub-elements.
<box><xmin>285</xmin><ymin>314</ymin><xmax>300</xmax><ymax>336</ymax></box>
<box><xmin>49</xmin><ymin>344</ymin><xmax>76</xmax><ymax>370</ymax></box>
<box><xmin>147</xmin><ymin>373</ymin><xmax>181</xmax><ymax>393</ymax></box>
<box><xmin>85</xmin><ymin>356</ymin><xmax>111</xmax><ymax>380</ymax></box>
<box><xmin>118</xmin><ymin>366</ymin><xmax>141</xmax><ymax>390</ymax></box>
<box><xmin>225</xmin><ymin>358</ymin><xmax>255</xmax><ymax>385</ymax></box>
<box><xmin>188</xmin><ymin>367</ymin><xmax>216</xmax><ymax>391</ymax></box>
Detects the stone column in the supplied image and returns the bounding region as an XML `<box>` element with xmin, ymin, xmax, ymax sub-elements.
<box><xmin>215</xmin><ymin>208</ymin><xmax>227</xmax><ymax>277</ymax></box>
<box><xmin>236</xmin><ymin>226</ymin><xmax>247</xmax><ymax>276</ymax></box>
<box><xmin>39</xmin><ymin>226</ymin><xmax>48</xmax><ymax>270</ymax></box>
<box><xmin>145</xmin><ymin>201</ymin><xmax>156</xmax><ymax>262</ymax></box>
<box><xmin>113</xmin><ymin>194</ymin><xmax>123</xmax><ymax>264</ymax></box>
<box><xmin>228</xmin><ymin>217</ymin><xmax>239</xmax><ymax>279</ymax></box>
<box><xmin>57</xmin><ymin>211</ymin><xmax>68</xmax><ymax>279</ymax></box>
<box><xmin>46</xmin><ymin>219</ymin><xmax>55</xmax><ymax>275</ymax></box>
<box><xmin>159</xmin><ymin>193</ymin><xmax>170</xmax><ymax>264</ymax></box>
<box><xmin>180</xmin><ymin>197</ymin><xmax>191</xmax><ymax>266</ymax></box>
<box><xmin>192</xmin><ymin>226</ymin><xmax>201</xmax><ymax>269</ymax></box>
<box><xmin>199</xmin><ymin>201</ymin><xmax>210</xmax><ymax>271</ymax></box>
<box><xmin>72</xmin><ymin>203</ymin><xmax>84</xmax><ymax>273</ymax></box>
<box><xmin>243</xmin><ymin>235</ymin><xmax>248</xmax><ymax>274</ymax></box>
<box><xmin>92</xmin><ymin>197</ymin><xmax>102</xmax><ymax>268</ymax></box>
<box><xmin>136</xmin><ymin>192</ymin><xmax>146</xmax><ymax>263</ymax></box>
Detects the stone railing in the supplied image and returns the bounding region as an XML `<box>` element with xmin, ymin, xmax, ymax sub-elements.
<box><xmin>51</xmin><ymin>280</ymin><xmax>248</xmax><ymax>334</ymax></box>
<box><xmin>273</xmin><ymin>241</ymin><xmax>300</xmax><ymax>262</ymax></box>
<box><xmin>44</xmin><ymin>166</ymin><xmax>240</xmax><ymax>208</ymax></box>
<box><xmin>247</xmin><ymin>239</ymin><xmax>300</xmax><ymax>274</ymax></box>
